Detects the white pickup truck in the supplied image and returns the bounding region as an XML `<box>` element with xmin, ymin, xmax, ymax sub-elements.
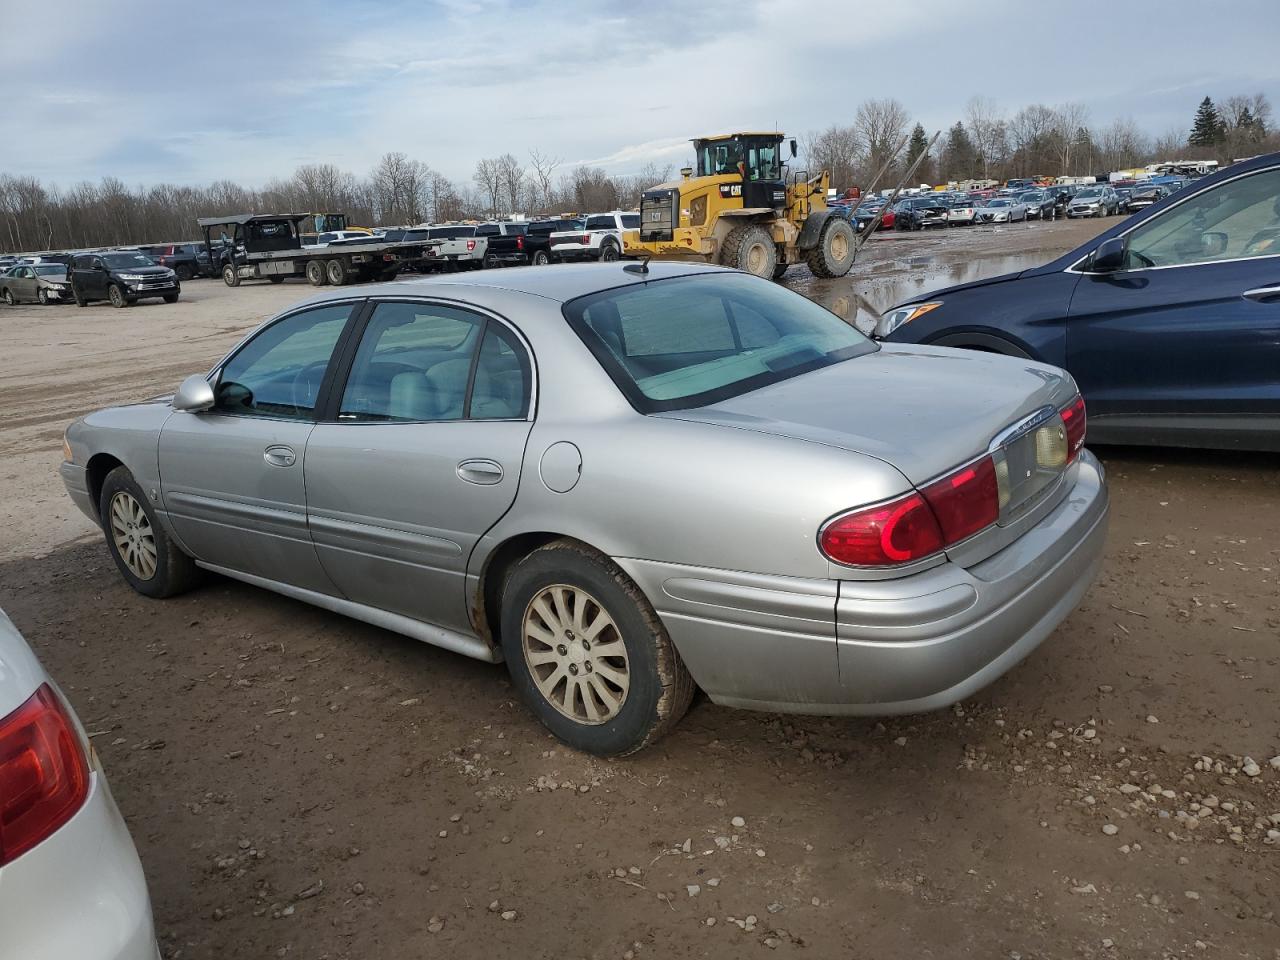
<box><xmin>550</xmin><ymin>211</ymin><xmax>640</xmax><ymax>262</ymax></box>
<box><xmin>419</xmin><ymin>225</ymin><xmax>488</xmax><ymax>271</ymax></box>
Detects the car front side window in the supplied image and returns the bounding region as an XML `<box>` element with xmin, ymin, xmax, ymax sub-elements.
<box><xmin>1125</xmin><ymin>167</ymin><xmax>1280</xmax><ymax>269</ymax></box>
<box><xmin>214</xmin><ymin>303</ymin><xmax>353</xmax><ymax>419</ymax></box>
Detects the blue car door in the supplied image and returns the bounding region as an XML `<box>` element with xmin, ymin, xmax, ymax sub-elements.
<box><xmin>1065</xmin><ymin>162</ymin><xmax>1280</xmax><ymax>446</ymax></box>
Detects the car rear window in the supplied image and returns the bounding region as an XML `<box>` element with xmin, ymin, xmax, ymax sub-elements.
<box><xmin>475</xmin><ymin>224</ymin><xmax>500</xmax><ymax>236</ymax></box>
<box><xmin>429</xmin><ymin>226</ymin><xmax>475</xmax><ymax>239</ymax></box>
<box><xmin>585</xmin><ymin>215</ymin><xmax>616</xmax><ymax>230</ymax></box>
<box><xmin>563</xmin><ymin>272</ymin><xmax>875</xmax><ymax>413</ymax></box>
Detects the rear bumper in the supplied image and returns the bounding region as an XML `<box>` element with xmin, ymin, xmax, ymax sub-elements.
<box><xmin>0</xmin><ymin>772</ymin><xmax>159</xmax><ymax>960</ymax></box>
<box><xmin>618</xmin><ymin>451</ymin><xmax>1108</xmax><ymax>715</ymax></box>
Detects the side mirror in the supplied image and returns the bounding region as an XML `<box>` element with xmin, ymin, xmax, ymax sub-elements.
<box><xmin>1091</xmin><ymin>237</ymin><xmax>1127</xmax><ymax>273</ymax></box>
<box><xmin>172</xmin><ymin>374</ymin><xmax>215</xmax><ymax>413</ymax></box>
<box><xmin>789</xmin><ymin>139</ymin><xmax>797</xmax><ymax>158</ymax></box>
<box><xmin>1200</xmin><ymin>231</ymin><xmax>1228</xmax><ymax>258</ymax></box>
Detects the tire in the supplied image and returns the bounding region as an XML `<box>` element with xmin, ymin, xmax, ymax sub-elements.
<box><xmin>806</xmin><ymin>216</ymin><xmax>857</xmax><ymax>279</ymax></box>
<box><xmin>772</xmin><ymin>262</ymin><xmax>789</xmax><ymax>281</ymax></box>
<box><xmin>176</xmin><ymin>264</ymin><xmax>194</xmax><ymax>281</ymax></box>
<box><xmin>222</xmin><ymin>264</ymin><xmax>240</xmax><ymax>287</ymax></box>
<box><xmin>108</xmin><ymin>284</ymin><xmax>129</xmax><ymax>308</ymax></box>
<box><xmin>599</xmin><ymin>243</ymin><xmax>620</xmax><ymax>263</ymax></box>
<box><xmin>306</xmin><ymin>260</ymin><xmax>328</xmax><ymax>286</ymax></box>
<box><xmin>720</xmin><ymin>223</ymin><xmax>777</xmax><ymax>279</ymax></box>
<box><xmin>531</xmin><ymin>249</ymin><xmax>551</xmax><ymax>266</ymax></box>
<box><xmin>1</xmin><ymin>288</ymin><xmax>13</xmax><ymax>306</ymax></box>
<box><xmin>99</xmin><ymin>466</ymin><xmax>199</xmax><ymax>599</ymax></box>
<box><xmin>268</xmin><ymin>275</ymin><xmax>285</xmax><ymax>284</ymax></box>
<box><xmin>74</xmin><ymin>290</ymin><xmax>87</xmax><ymax>307</ymax></box>
<box><xmin>326</xmin><ymin>259</ymin><xmax>347</xmax><ymax>286</ymax></box>
<box><xmin>37</xmin><ymin>288</ymin><xmax>49</xmax><ymax>305</ymax></box>
<box><xmin>499</xmin><ymin>540</ymin><xmax>694</xmax><ymax>756</ymax></box>
<box><xmin>162</xmin><ymin>293</ymin><xmax>179</xmax><ymax>303</ymax></box>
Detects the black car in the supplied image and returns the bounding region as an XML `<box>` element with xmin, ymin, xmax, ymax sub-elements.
<box><xmin>876</xmin><ymin>151</ymin><xmax>1280</xmax><ymax>451</ymax></box>
<box><xmin>70</xmin><ymin>251</ymin><xmax>180</xmax><ymax>308</ymax></box>
<box><xmin>895</xmin><ymin>196</ymin><xmax>950</xmax><ymax>230</ymax></box>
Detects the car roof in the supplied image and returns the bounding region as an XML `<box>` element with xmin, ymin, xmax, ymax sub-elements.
<box><xmin>301</xmin><ymin>261</ymin><xmax>732</xmax><ymax>309</ymax></box>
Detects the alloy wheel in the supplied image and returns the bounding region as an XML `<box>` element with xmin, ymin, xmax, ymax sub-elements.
<box><xmin>521</xmin><ymin>584</ymin><xmax>629</xmax><ymax>724</ymax></box>
<box><xmin>109</xmin><ymin>490</ymin><xmax>158</xmax><ymax>580</ymax></box>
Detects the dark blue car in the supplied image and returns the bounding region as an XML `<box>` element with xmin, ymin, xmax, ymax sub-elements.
<box><xmin>878</xmin><ymin>152</ymin><xmax>1280</xmax><ymax>451</ymax></box>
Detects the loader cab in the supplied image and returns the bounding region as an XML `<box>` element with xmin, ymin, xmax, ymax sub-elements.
<box><xmin>693</xmin><ymin>133</ymin><xmax>788</xmax><ymax>210</ymax></box>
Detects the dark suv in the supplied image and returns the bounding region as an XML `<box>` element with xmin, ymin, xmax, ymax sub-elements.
<box><xmin>70</xmin><ymin>251</ymin><xmax>180</xmax><ymax>308</ymax></box>
<box><xmin>140</xmin><ymin>243</ymin><xmax>209</xmax><ymax>279</ymax></box>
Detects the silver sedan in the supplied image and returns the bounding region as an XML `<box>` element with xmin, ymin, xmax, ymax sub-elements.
<box><xmin>60</xmin><ymin>263</ymin><xmax>1108</xmax><ymax>755</ymax></box>
<box><xmin>1</xmin><ymin>263</ymin><xmax>73</xmax><ymax>304</ymax></box>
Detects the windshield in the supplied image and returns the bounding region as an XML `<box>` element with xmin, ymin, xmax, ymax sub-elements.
<box><xmin>35</xmin><ymin>264</ymin><xmax>67</xmax><ymax>276</ymax></box>
<box><xmin>988</xmin><ymin>199</ymin><xmax>1011</xmax><ymax>207</ymax></box>
<box><xmin>1076</xmin><ymin>188</ymin><xmax>1102</xmax><ymax>199</ymax></box>
<box><xmin>103</xmin><ymin>253</ymin><xmax>156</xmax><ymax>268</ymax></box>
<box><xmin>563</xmin><ymin>272</ymin><xmax>875</xmax><ymax>413</ymax></box>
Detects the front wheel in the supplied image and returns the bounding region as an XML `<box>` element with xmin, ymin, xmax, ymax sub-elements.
<box><xmin>37</xmin><ymin>288</ymin><xmax>49</xmax><ymax>305</ymax></box>
<box><xmin>720</xmin><ymin>223</ymin><xmax>777</xmax><ymax>279</ymax></box>
<box><xmin>162</xmin><ymin>293</ymin><xmax>179</xmax><ymax>303</ymax></box>
<box><xmin>99</xmin><ymin>466</ymin><xmax>200</xmax><ymax>598</ymax></box>
<box><xmin>108</xmin><ymin>284</ymin><xmax>129</xmax><ymax>308</ymax></box>
<box><xmin>222</xmin><ymin>264</ymin><xmax>240</xmax><ymax>287</ymax></box>
<box><xmin>500</xmin><ymin>540</ymin><xmax>694</xmax><ymax>756</ymax></box>
<box><xmin>807</xmin><ymin>216</ymin><xmax>857</xmax><ymax>279</ymax></box>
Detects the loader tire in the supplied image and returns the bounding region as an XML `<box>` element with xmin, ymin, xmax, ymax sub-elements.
<box><xmin>720</xmin><ymin>224</ymin><xmax>776</xmax><ymax>279</ymax></box>
<box><xmin>807</xmin><ymin>216</ymin><xmax>857</xmax><ymax>278</ymax></box>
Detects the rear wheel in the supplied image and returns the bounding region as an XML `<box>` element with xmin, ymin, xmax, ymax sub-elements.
<box><xmin>772</xmin><ymin>262</ymin><xmax>789</xmax><ymax>281</ymax></box>
<box><xmin>306</xmin><ymin>260</ymin><xmax>328</xmax><ymax>285</ymax></box>
<box><xmin>807</xmin><ymin>216</ymin><xmax>857</xmax><ymax>279</ymax></box>
<box><xmin>326</xmin><ymin>259</ymin><xmax>347</xmax><ymax>286</ymax></box>
<box><xmin>176</xmin><ymin>264</ymin><xmax>194</xmax><ymax>281</ymax></box>
<box><xmin>720</xmin><ymin>223</ymin><xmax>777</xmax><ymax>279</ymax></box>
<box><xmin>531</xmin><ymin>249</ymin><xmax>551</xmax><ymax>266</ymax></box>
<box><xmin>500</xmin><ymin>540</ymin><xmax>694</xmax><ymax>756</ymax></box>
<box><xmin>222</xmin><ymin>264</ymin><xmax>240</xmax><ymax>287</ymax></box>
<box><xmin>599</xmin><ymin>242</ymin><xmax>620</xmax><ymax>263</ymax></box>
<box><xmin>108</xmin><ymin>283</ymin><xmax>129</xmax><ymax>308</ymax></box>
<box><xmin>99</xmin><ymin>466</ymin><xmax>199</xmax><ymax>599</ymax></box>
<box><xmin>1</xmin><ymin>288</ymin><xmax>13</xmax><ymax>305</ymax></box>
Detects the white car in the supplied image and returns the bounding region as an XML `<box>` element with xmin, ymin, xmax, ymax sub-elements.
<box><xmin>304</xmin><ymin>229</ymin><xmax>375</xmax><ymax>248</ymax></box>
<box><xmin>975</xmin><ymin>197</ymin><xmax>1029</xmax><ymax>223</ymax></box>
<box><xmin>0</xmin><ymin>608</ymin><xmax>159</xmax><ymax>960</ymax></box>
<box><xmin>550</xmin><ymin>211</ymin><xmax>640</xmax><ymax>261</ymax></box>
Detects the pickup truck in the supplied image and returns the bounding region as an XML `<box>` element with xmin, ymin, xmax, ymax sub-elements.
<box><xmin>474</xmin><ymin>222</ymin><xmax>529</xmax><ymax>266</ymax></box>
<box><xmin>422</xmin><ymin>225</ymin><xmax>488</xmax><ymax>271</ymax></box>
<box><xmin>550</xmin><ymin>211</ymin><xmax>640</xmax><ymax>262</ymax></box>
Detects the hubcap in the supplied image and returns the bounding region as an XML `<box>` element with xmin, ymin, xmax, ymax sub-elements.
<box><xmin>109</xmin><ymin>491</ymin><xmax>157</xmax><ymax>580</ymax></box>
<box><xmin>521</xmin><ymin>584</ymin><xmax>629</xmax><ymax>725</ymax></box>
<box><xmin>831</xmin><ymin>231</ymin><xmax>849</xmax><ymax>261</ymax></box>
<box><xmin>746</xmin><ymin>242</ymin><xmax>767</xmax><ymax>275</ymax></box>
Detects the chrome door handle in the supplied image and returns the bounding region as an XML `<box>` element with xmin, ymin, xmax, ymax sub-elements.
<box><xmin>263</xmin><ymin>444</ymin><xmax>296</xmax><ymax>467</ymax></box>
<box><xmin>1241</xmin><ymin>284</ymin><xmax>1280</xmax><ymax>302</ymax></box>
<box><xmin>457</xmin><ymin>459</ymin><xmax>504</xmax><ymax>485</ymax></box>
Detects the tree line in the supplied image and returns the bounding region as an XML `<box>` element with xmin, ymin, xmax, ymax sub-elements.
<box><xmin>1</xmin><ymin>92</ymin><xmax>1275</xmax><ymax>253</ymax></box>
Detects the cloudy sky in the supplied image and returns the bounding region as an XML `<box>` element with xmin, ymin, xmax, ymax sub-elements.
<box><xmin>4</xmin><ymin>0</ymin><xmax>1279</xmax><ymax>188</ymax></box>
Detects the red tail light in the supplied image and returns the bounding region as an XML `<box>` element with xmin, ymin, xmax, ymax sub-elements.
<box><xmin>466</xmin><ymin>239</ymin><xmax>476</xmax><ymax>251</ymax></box>
<box><xmin>1060</xmin><ymin>394</ymin><xmax>1086</xmax><ymax>461</ymax></box>
<box><xmin>582</xmin><ymin>234</ymin><xmax>592</xmax><ymax>245</ymax></box>
<box><xmin>516</xmin><ymin>236</ymin><xmax>524</xmax><ymax>251</ymax></box>
<box><xmin>820</xmin><ymin>492</ymin><xmax>945</xmax><ymax>566</ymax></box>
<box><xmin>820</xmin><ymin>456</ymin><xmax>1001</xmax><ymax>567</ymax></box>
<box><xmin>0</xmin><ymin>684</ymin><xmax>90</xmax><ymax>867</ymax></box>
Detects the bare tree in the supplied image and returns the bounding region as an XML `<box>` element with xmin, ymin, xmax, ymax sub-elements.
<box><xmin>495</xmin><ymin>153</ymin><xmax>525</xmax><ymax>214</ymax></box>
<box><xmin>472</xmin><ymin>157</ymin><xmax>502</xmax><ymax>217</ymax></box>
<box><xmin>1052</xmin><ymin>102</ymin><xmax>1090</xmax><ymax>174</ymax></box>
<box><xmin>528</xmin><ymin>149</ymin><xmax>561</xmax><ymax>212</ymax></box>
<box><xmin>802</xmin><ymin>125</ymin><xmax>862</xmax><ymax>192</ymax></box>
<box><xmin>1097</xmin><ymin>118</ymin><xmax>1149</xmax><ymax>172</ymax></box>
<box><xmin>854</xmin><ymin>99</ymin><xmax>910</xmax><ymax>182</ymax></box>
<box><xmin>965</xmin><ymin>96</ymin><xmax>1008</xmax><ymax>179</ymax></box>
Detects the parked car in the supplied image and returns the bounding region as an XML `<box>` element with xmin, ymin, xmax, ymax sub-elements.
<box><xmin>422</xmin><ymin>225</ymin><xmax>489</xmax><ymax>271</ymax></box>
<box><xmin>853</xmin><ymin>201</ymin><xmax>894</xmax><ymax>231</ymax></box>
<box><xmin>877</xmin><ymin>151</ymin><xmax>1280</xmax><ymax>451</ymax></box>
<box><xmin>475</xmin><ymin>221</ymin><xmax>531</xmax><ymax>266</ymax></box>
<box><xmin>894</xmin><ymin>196</ymin><xmax>950</xmax><ymax>230</ymax></box>
<box><xmin>69</xmin><ymin>251</ymin><xmax>180</xmax><ymax>308</ymax></box>
<box><xmin>975</xmin><ymin>197</ymin><xmax>1028</xmax><ymax>223</ymax></box>
<box><xmin>1067</xmin><ymin>186</ymin><xmax>1119</xmax><ymax>218</ymax></box>
<box><xmin>139</xmin><ymin>243</ymin><xmax>208</xmax><ymax>280</ymax></box>
<box><xmin>1019</xmin><ymin>190</ymin><xmax>1057</xmax><ymax>220</ymax></box>
<box><xmin>1005</xmin><ymin>178</ymin><xmax>1036</xmax><ymax>192</ymax></box>
<box><xmin>0</xmin><ymin>262</ymin><xmax>73</xmax><ymax>304</ymax></box>
<box><xmin>60</xmin><ymin>262</ymin><xmax>1108</xmax><ymax>755</ymax></box>
<box><xmin>0</xmin><ymin>608</ymin><xmax>160</xmax><ymax>959</ymax></box>
<box><xmin>550</xmin><ymin>212</ymin><xmax>640</xmax><ymax>262</ymax></box>
<box><xmin>1125</xmin><ymin>184</ymin><xmax>1166</xmax><ymax>211</ymax></box>
<box><xmin>304</xmin><ymin>230</ymin><xmax>375</xmax><ymax>248</ymax></box>
<box><xmin>947</xmin><ymin>197</ymin><xmax>984</xmax><ymax>225</ymax></box>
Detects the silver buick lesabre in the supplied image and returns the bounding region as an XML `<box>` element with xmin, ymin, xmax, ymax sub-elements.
<box><xmin>60</xmin><ymin>262</ymin><xmax>1108</xmax><ymax>755</ymax></box>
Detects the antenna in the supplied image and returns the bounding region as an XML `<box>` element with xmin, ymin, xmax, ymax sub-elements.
<box><xmin>623</xmin><ymin>255</ymin><xmax>651</xmax><ymax>275</ymax></box>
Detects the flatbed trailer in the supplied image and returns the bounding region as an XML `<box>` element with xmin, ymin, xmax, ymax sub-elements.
<box><xmin>197</xmin><ymin>213</ymin><xmax>427</xmax><ymax>288</ymax></box>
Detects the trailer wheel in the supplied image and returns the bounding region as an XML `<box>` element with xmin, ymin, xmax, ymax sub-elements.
<box><xmin>326</xmin><ymin>259</ymin><xmax>347</xmax><ymax>286</ymax></box>
<box><xmin>806</xmin><ymin>217</ymin><xmax>856</xmax><ymax>279</ymax></box>
<box><xmin>222</xmin><ymin>264</ymin><xmax>240</xmax><ymax>287</ymax></box>
<box><xmin>306</xmin><ymin>260</ymin><xmax>328</xmax><ymax>286</ymax></box>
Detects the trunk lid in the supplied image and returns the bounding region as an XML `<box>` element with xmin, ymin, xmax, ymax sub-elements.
<box><xmin>661</xmin><ymin>343</ymin><xmax>1075</xmax><ymax>486</ymax></box>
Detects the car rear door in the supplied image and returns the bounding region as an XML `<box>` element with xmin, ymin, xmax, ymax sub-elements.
<box><xmin>158</xmin><ymin>300</ymin><xmax>360</xmax><ymax>593</ymax></box>
<box><xmin>303</xmin><ymin>299</ymin><xmax>535</xmax><ymax>632</ymax></box>
<box><xmin>1066</xmin><ymin>163</ymin><xmax>1280</xmax><ymax>445</ymax></box>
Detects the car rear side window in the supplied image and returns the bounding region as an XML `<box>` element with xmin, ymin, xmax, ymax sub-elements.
<box><xmin>564</xmin><ymin>272</ymin><xmax>875</xmax><ymax>412</ymax></box>
<box><xmin>214</xmin><ymin>304</ymin><xmax>353</xmax><ymax>419</ymax></box>
<box><xmin>338</xmin><ymin>302</ymin><xmax>530</xmax><ymax>422</ymax></box>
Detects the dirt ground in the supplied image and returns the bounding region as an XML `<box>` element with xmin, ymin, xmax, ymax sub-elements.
<box><xmin>1</xmin><ymin>218</ymin><xmax>1278</xmax><ymax>960</ymax></box>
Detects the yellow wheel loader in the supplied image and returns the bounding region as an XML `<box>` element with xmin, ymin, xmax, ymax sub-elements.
<box><xmin>622</xmin><ymin>132</ymin><xmax>857</xmax><ymax>281</ymax></box>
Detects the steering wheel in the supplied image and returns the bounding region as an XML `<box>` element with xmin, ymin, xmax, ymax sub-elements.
<box><xmin>291</xmin><ymin>361</ymin><xmax>328</xmax><ymax>411</ymax></box>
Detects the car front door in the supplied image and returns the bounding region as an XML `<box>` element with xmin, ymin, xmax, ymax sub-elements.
<box><xmin>303</xmin><ymin>299</ymin><xmax>535</xmax><ymax>632</ymax></box>
<box><xmin>14</xmin><ymin>267</ymin><xmax>37</xmax><ymax>301</ymax></box>
<box><xmin>158</xmin><ymin>300</ymin><xmax>360</xmax><ymax>592</ymax></box>
<box><xmin>1066</xmin><ymin>163</ymin><xmax>1280</xmax><ymax>446</ymax></box>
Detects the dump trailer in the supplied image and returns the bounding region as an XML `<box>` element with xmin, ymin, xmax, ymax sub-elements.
<box><xmin>622</xmin><ymin>132</ymin><xmax>857</xmax><ymax>281</ymax></box>
<box><xmin>198</xmin><ymin>213</ymin><xmax>423</xmax><ymax>287</ymax></box>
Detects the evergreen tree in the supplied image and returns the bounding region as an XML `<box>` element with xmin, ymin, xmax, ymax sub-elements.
<box><xmin>1189</xmin><ymin>96</ymin><xmax>1226</xmax><ymax>146</ymax></box>
<box><xmin>905</xmin><ymin>123</ymin><xmax>932</xmax><ymax>182</ymax></box>
<box><xmin>941</xmin><ymin>122</ymin><xmax>978</xmax><ymax>180</ymax></box>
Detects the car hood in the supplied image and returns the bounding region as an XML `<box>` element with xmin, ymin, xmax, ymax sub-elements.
<box><xmin>661</xmin><ymin>343</ymin><xmax>1073</xmax><ymax>485</ymax></box>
